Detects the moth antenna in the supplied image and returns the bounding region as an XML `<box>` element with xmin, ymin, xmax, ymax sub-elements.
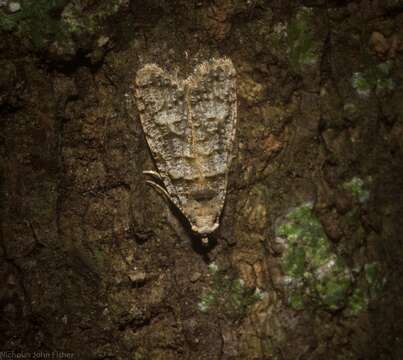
<box><xmin>143</xmin><ymin>170</ymin><xmax>163</xmax><ymax>181</ymax></box>
<box><xmin>146</xmin><ymin>179</ymin><xmax>185</xmax><ymax>223</ymax></box>
<box><xmin>145</xmin><ymin>180</ymin><xmax>171</xmax><ymax>200</ymax></box>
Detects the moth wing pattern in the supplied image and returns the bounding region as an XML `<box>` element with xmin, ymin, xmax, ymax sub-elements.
<box><xmin>135</xmin><ymin>64</ymin><xmax>190</xmax><ymax>210</ymax></box>
<box><xmin>135</xmin><ymin>58</ymin><xmax>237</xmax><ymax>236</ymax></box>
<box><xmin>184</xmin><ymin>59</ymin><xmax>237</xmax><ymax>234</ymax></box>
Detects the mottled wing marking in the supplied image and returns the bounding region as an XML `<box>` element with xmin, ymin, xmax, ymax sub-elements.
<box><xmin>135</xmin><ymin>64</ymin><xmax>190</xmax><ymax>209</ymax></box>
<box><xmin>135</xmin><ymin>58</ymin><xmax>237</xmax><ymax>235</ymax></box>
<box><xmin>184</xmin><ymin>60</ymin><xmax>237</xmax><ymax>233</ymax></box>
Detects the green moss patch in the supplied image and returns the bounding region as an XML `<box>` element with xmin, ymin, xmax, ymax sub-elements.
<box><xmin>198</xmin><ymin>263</ymin><xmax>265</xmax><ymax>320</ymax></box>
<box><xmin>0</xmin><ymin>0</ymin><xmax>123</xmax><ymax>51</ymax></box>
<box><xmin>342</xmin><ymin>177</ymin><xmax>370</xmax><ymax>203</ymax></box>
<box><xmin>0</xmin><ymin>0</ymin><xmax>69</xmax><ymax>48</ymax></box>
<box><xmin>277</xmin><ymin>203</ymin><xmax>384</xmax><ymax>314</ymax></box>
<box><xmin>287</xmin><ymin>7</ymin><xmax>318</xmax><ymax>71</ymax></box>
<box><xmin>352</xmin><ymin>61</ymin><xmax>395</xmax><ymax>97</ymax></box>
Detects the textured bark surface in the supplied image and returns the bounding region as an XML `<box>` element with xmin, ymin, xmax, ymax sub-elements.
<box><xmin>1</xmin><ymin>1</ymin><xmax>403</xmax><ymax>359</ymax></box>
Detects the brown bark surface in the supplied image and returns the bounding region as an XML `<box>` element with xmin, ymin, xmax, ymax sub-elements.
<box><xmin>1</xmin><ymin>1</ymin><xmax>403</xmax><ymax>359</ymax></box>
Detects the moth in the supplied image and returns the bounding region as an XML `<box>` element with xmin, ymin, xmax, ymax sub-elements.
<box><xmin>135</xmin><ymin>58</ymin><xmax>237</xmax><ymax>244</ymax></box>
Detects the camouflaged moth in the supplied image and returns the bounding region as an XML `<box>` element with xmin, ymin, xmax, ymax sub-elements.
<box><xmin>135</xmin><ymin>58</ymin><xmax>237</xmax><ymax>244</ymax></box>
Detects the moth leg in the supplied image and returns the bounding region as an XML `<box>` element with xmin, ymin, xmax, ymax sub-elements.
<box><xmin>145</xmin><ymin>180</ymin><xmax>169</xmax><ymax>197</ymax></box>
<box><xmin>145</xmin><ymin>180</ymin><xmax>171</xmax><ymax>201</ymax></box>
<box><xmin>144</xmin><ymin>170</ymin><xmax>171</xmax><ymax>201</ymax></box>
<box><xmin>143</xmin><ymin>170</ymin><xmax>163</xmax><ymax>181</ymax></box>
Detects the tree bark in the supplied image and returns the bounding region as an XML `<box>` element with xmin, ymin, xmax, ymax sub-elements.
<box><xmin>1</xmin><ymin>1</ymin><xmax>403</xmax><ymax>359</ymax></box>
